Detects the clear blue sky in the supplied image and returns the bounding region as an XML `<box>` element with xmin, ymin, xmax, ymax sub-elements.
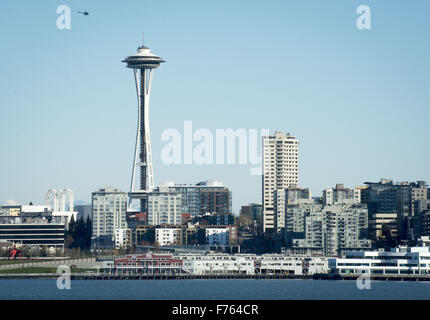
<box><xmin>1</xmin><ymin>0</ymin><xmax>429</xmax><ymax>214</ymax></box>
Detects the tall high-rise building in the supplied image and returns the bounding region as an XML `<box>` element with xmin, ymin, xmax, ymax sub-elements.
<box><xmin>147</xmin><ymin>187</ymin><xmax>182</xmax><ymax>226</ymax></box>
<box><xmin>91</xmin><ymin>187</ymin><xmax>128</xmax><ymax>247</ymax></box>
<box><xmin>123</xmin><ymin>35</ymin><xmax>165</xmax><ymax>212</ymax></box>
<box><xmin>262</xmin><ymin>131</ymin><xmax>299</xmax><ymax>233</ymax></box>
<box><xmin>161</xmin><ymin>181</ymin><xmax>232</xmax><ymax>216</ymax></box>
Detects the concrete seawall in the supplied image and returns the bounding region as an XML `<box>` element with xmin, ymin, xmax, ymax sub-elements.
<box><xmin>1</xmin><ymin>273</ymin><xmax>430</xmax><ymax>281</ymax></box>
<box><xmin>0</xmin><ymin>258</ymin><xmax>101</xmax><ymax>270</ymax></box>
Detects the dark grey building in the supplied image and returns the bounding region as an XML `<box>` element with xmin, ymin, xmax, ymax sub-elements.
<box><xmin>363</xmin><ymin>179</ymin><xmax>429</xmax><ymax>241</ymax></box>
<box><xmin>0</xmin><ymin>223</ymin><xmax>65</xmax><ymax>248</ymax></box>
<box><xmin>74</xmin><ymin>204</ymin><xmax>92</xmax><ymax>221</ymax></box>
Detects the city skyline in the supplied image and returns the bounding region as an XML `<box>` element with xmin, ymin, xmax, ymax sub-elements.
<box><xmin>1</xmin><ymin>0</ymin><xmax>430</xmax><ymax>215</ymax></box>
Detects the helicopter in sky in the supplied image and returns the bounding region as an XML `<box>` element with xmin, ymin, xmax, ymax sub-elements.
<box><xmin>78</xmin><ymin>10</ymin><xmax>89</xmax><ymax>16</ymax></box>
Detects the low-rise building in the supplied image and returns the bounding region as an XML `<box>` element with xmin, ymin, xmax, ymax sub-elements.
<box><xmin>181</xmin><ymin>227</ymin><xmax>205</xmax><ymax>246</ymax></box>
<box><xmin>133</xmin><ymin>226</ymin><xmax>155</xmax><ymax>246</ymax></box>
<box><xmin>180</xmin><ymin>253</ymin><xmax>255</xmax><ymax>275</ymax></box>
<box><xmin>206</xmin><ymin>228</ymin><xmax>229</xmax><ymax>246</ymax></box>
<box><xmin>112</xmin><ymin>253</ymin><xmax>183</xmax><ymax>275</ymax></box>
<box><xmin>329</xmin><ymin>246</ymin><xmax>430</xmax><ymax>275</ymax></box>
<box><xmin>0</xmin><ymin>223</ymin><xmax>65</xmax><ymax>249</ymax></box>
<box><xmin>103</xmin><ymin>252</ymin><xmax>334</xmax><ymax>276</ymax></box>
<box><xmin>178</xmin><ymin>253</ymin><xmax>329</xmax><ymax>276</ymax></box>
<box><xmin>257</xmin><ymin>254</ymin><xmax>329</xmax><ymax>275</ymax></box>
<box><xmin>155</xmin><ymin>227</ymin><xmax>181</xmax><ymax>246</ymax></box>
<box><xmin>0</xmin><ymin>205</ymin><xmax>21</xmax><ymax>217</ymax></box>
<box><xmin>115</xmin><ymin>228</ymin><xmax>132</xmax><ymax>250</ymax></box>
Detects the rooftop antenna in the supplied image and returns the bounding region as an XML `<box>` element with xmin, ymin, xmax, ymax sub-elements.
<box><xmin>142</xmin><ymin>32</ymin><xmax>144</xmax><ymax>46</ymax></box>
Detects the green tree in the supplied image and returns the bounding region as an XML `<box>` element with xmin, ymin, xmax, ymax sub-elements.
<box><xmin>85</xmin><ymin>216</ymin><xmax>92</xmax><ymax>248</ymax></box>
<box><xmin>64</xmin><ymin>215</ymin><xmax>93</xmax><ymax>252</ymax></box>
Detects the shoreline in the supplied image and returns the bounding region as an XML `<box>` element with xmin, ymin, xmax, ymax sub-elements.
<box><xmin>1</xmin><ymin>273</ymin><xmax>430</xmax><ymax>282</ymax></box>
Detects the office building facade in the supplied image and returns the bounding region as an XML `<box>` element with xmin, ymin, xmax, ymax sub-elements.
<box><xmin>0</xmin><ymin>223</ymin><xmax>65</xmax><ymax>248</ymax></box>
<box><xmin>363</xmin><ymin>179</ymin><xmax>429</xmax><ymax>240</ymax></box>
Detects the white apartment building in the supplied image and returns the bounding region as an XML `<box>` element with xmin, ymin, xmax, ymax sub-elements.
<box><xmin>92</xmin><ymin>187</ymin><xmax>128</xmax><ymax>244</ymax></box>
<box><xmin>147</xmin><ymin>187</ymin><xmax>182</xmax><ymax>225</ymax></box>
<box><xmin>115</xmin><ymin>228</ymin><xmax>132</xmax><ymax>250</ymax></box>
<box><xmin>322</xmin><ymin>184</ymin><xmax>361</xmax><ymax>205</ymax></box>
<box><xmin>155</xmin><ymin>228</ymin><xmax>181</xmax><ymax>246</ymax></box>
<box><xmin>160</xmin><ymin>180</ymin><xmax>232</xmax><ymax>216</ymax></box>
<box><xmin>262</xmin><ymin>131</ymin><xmax>299</xmax><ymax>233</ymax></box>
<box><xmin>206</xmin><ymin>227</ymin><xmax>229</xmax><ymax>245</ymax></box>
<box><xmin>21</xmin><ymin>205</ymin><xmax>50</xmax><ymax>214</ymax></box>
<box><xmin>284</xmin><ymin>204</ymin><xmax>371</xmax><ymax>256</ymax></box>
<box><xmin>329</xmin><ymin>246</ymin><xmax>430</xmax><ymax>275</ymax></box>
<box><xmin>274</xmin><ymin>187</ymin><xmax>312</xmax><ymax>232</ymax></box>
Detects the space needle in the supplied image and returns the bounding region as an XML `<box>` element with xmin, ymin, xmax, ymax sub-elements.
<box><xmin>123</xmin><ymin>35</ymin><xmax>165</xmax><ymax>212</ymax></box>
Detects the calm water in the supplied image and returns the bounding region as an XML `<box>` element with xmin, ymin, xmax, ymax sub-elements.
<box><xmin>0</xmin><ymin>279</ymin><xmax>429</xmax><ymax>300</ymax></box>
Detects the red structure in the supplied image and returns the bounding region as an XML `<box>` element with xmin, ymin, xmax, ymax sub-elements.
<box><xmin>181</xmin><ymin>213</ymin><xmax>191</xmax><ymax>224</ymax></box>
<box><xmin>8</xmin><ymin>247</ymin><xmax>22</xmax><ymax>259</ymax></box>
<box><xmin>114</xmin><ymin>253</ymin><xmax>183</xmax><ymax>275</ymax></box>
<box><xmin>135</xmin><ymin>213</ymin><xmax>147</xmax><ymax>224</ymax></box>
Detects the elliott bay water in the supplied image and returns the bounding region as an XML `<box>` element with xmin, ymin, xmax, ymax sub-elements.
<box><xmin>0</xmin><ymin>279</ymin><xmax>430</xmax><ymax>300</ymax></box>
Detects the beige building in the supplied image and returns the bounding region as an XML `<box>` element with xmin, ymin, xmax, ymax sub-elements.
<box><xmin>92</xmin><ymin>187</ymin><xmax>128</xmax><ymax>245</ymax></box>
<box><xmin>262</xmin><ymin>131</ymin><xmax>299</xmax><ymax>233</ymax></box>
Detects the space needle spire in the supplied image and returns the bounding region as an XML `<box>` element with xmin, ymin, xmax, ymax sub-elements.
<box><xmin>122</xmin><ymin>35</ymin><xmax>165</xmax><ymax>212</ymax></box>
